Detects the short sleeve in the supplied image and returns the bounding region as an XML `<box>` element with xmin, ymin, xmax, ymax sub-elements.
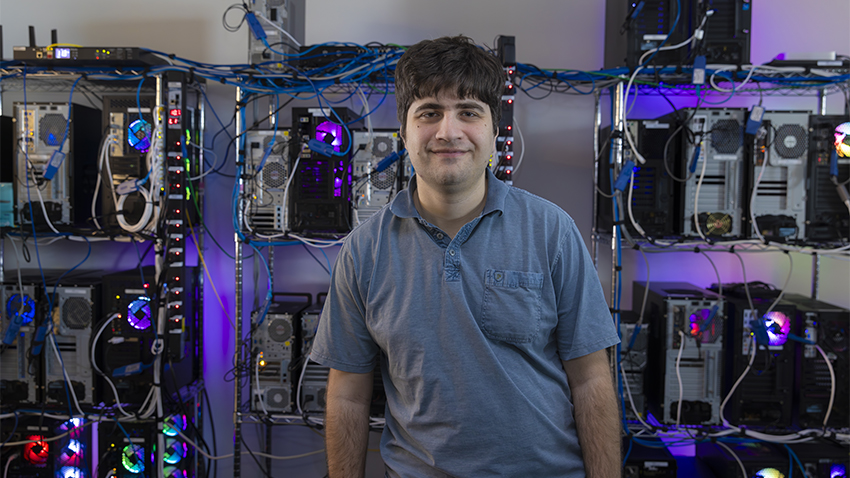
<box><xmin>310</xmin><ymin>241</ymin><xmax>380</xmax><ymax>373</ymax></box>
<box><xmin>552</xmin><ymin>220</ymin><xmax>620</xmax><ymax>361</ymax></box>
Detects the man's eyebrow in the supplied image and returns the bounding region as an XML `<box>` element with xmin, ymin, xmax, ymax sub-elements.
<box><xmin>413</xmin><ymin>102</ymin><xmax>444</xmax><ymax>113</ymax></box>
<box><xmin>455</xmin><ymin>101</ymin><xmax>485</xmax><ymax>112</ymax></box>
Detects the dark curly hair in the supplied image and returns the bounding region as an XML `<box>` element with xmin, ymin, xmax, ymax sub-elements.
<box><xmin>394</xmin><ymin>35</ymin><xmax>503</xmax><ymax>137</ymax></box>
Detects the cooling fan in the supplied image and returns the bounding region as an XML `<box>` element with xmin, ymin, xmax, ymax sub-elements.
<box><xmin>697</xmin><ymin>212</ymin><xmax>733</xmax><ymax>236</ymax></box>
<box><xmin>23</xmin><ymin>435</ymin><xmax>49</xmax><ymax>465</ymax></box>
<box><xmin>62</xmin><ymin>296</ymin><xmax>92</xmax><ymax>330</ymax></box>
<box><xmin>127</xmin><ymin>118</ymin><xmax>152</xmax><ymax>153</ymax></box>
<box><xmin>58</xmin><ymin>466</ymin><xmax>86</xmax><ymax>478</ymax></box>
<box><xmin>56</xmin><ymin>439</ymin><xmax>83</xmax><ymax>468</ymax></box>
<box><xmin>710</xmin><ymin>119</ymin><xmax>743</xmax><ymax>154</ymax></box>
<box><xmin>836</xmin><ymin>122</ymin><xmax>850</xmax><ymax>158</ymax></box>
<box><xmin>754</xmin><ymin>468</ymin><xmax>785</xmax><ymax>478</ymax></box>
<box><xmin>316</xmin><ymin>121</ymin><xmax>343</xmax><ymax>152</ymax></box>
<box><xmin>126</xmin><ymin>296</ymin><xmax>152</xmax><ymax>330</ymax></box>
<box><xmin>163</xmin><ymin>438</ymin><xmax>188</xmax><ymax>465</ymax></box>
<box><xmin>762</xmin><ymin>311</ymin><xmax>791</xmax><ymax>346</ymax></box>
<box><xmin>369</xmin><ymin>169</ymin><xmax>396</xmax><ymax>190</ymax></box>
<box><xmin>121</xmin><ymin>444</ymin><xmax>145</xmax><ymax>474</ymax></box>
<box><xmin>164</xmin><ymin>466</ymin><xmax>188</xmax><ymax>478</ymax></box>
<box><xmin>163</xmin><ymin>414</ymin><xmax>188</xmax><ymax>437</ymax></box>
<box><xmin>6</xmin><ymin>292</ymin><xmax>36</xmax><ymax>325</ymax></box>
<box><xmin>688</xmin><ymin>307</ymin><xmax>722</xmax><ymax>343</ymax></box>
<box><xmin>39</xmin><ymin>113</ymin><xmax>68</xmax><ymax>147</ymax></box>
<box><xmin>267</xmin><ymin>317</ymin><xmax>293</xmax><ymax>343</ymax></box>
<box><xmin>773</xmin><ymin>123</ymin><xmax>807</xmax><ymax>160</ymax></box>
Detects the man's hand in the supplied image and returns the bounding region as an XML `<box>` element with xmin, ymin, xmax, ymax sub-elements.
<box><xmin>325</xmin><ymin>368</ymin><xmax>374</xmax><ymax>478</ymax></box>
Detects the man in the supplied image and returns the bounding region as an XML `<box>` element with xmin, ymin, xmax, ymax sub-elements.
<box><xmin>311</xmin><ymin>35</ymin><xmax>621</xmax><ymax>477</ymax></box>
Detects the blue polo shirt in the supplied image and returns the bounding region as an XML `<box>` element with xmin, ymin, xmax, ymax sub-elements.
<box><xmin>311</xmin><ymin>169</ymin><xmax>619</xmax><ymax>477</ymax></box>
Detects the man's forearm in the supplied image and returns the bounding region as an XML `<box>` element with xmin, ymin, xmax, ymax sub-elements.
<box><xmin>325</xmin><ymin>393</ymin><xmax>372</xmax><ymax>477</ymax></box>
<box><xmin>572</xmin><ymin>372</ymin><xmax>621</xmax><ymax>477</ymax></box>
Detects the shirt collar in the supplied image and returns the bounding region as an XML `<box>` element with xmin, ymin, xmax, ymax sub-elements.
<box><xmin>390</xmin><ymin>168</ymin><xmax>509</xmax><ymax>219</ymax></box>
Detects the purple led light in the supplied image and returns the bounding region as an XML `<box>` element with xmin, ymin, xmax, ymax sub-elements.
<box><xmin>831</xmin><ymin>464</ymin><xmax>846</xmax><ymax>478</ymax></box>
<box><xmin>763</xmin><ymin>311</ymin><xmax>791</xmax><ymax>346</ymax></box>
<box><xmin>127</xmin><ymin>297</ymin><xmax>152</xmax><ymax>330</ymax></box>
<box><xmin>316</xmin><ymin>121</ymin><xmax>343</xmax><ymax>152</ymax></box>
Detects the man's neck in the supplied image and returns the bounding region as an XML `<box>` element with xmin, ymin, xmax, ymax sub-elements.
<box><xmin>414</xmin><ymin>174</ymin><xmax>488</xmax><ymax>239</ymax></box>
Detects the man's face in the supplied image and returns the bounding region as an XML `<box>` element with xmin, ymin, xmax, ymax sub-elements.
<box><xmin>403</xmin><ymin>91</ymin><xmax>496</xmax><ymax>193</ymax></box>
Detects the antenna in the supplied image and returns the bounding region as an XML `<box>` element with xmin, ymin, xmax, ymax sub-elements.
<box><xmin>51</xmin><ymin>29</ymin><xmax>57</xmax><ymax>46</ymax></box>
<box><xmin>28</xmin><ymin>26</ymin><xmax>36</xmax><ymax>48</ymax></box>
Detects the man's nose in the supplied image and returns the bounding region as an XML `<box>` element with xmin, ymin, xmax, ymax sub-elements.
<box><xmin>435</xmin><ymin>114</ymin><xmax>463</xmax><ymax>141</ymax></box>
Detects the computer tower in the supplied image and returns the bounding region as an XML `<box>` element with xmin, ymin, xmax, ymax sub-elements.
<box><xmin>781</xmin><ymin>293</ymin><xmax>849</xmax><ymax>429</ymax></box>
<box><xmin>44</xmin><ymin>285</ymin><xmax>99</xmax><ymax>407</ymax></box>
<box><xmin>623</xmin><ymin>438</ymin><xmax>677</xmax><ymax>478</ymax></box>
<box><xmin>747</xmin><ymin>111</ymin><xmax>809</xmax><ymax>241</ymax></box>
<box><xmin>0</xmin><ymin>283</ymin><xmax>40</xmax><ymax>406</ymax></box>
<box><xmin>243</xmin><ymin>129</ymin><xmax>291</xmax><ymax>234</ymax></box>
<box><xmin>634</xmin><ymin>282</ymin><xmax>725</xmax><ymax>425</ymax></box>
<box><xmin>13</xmin><ymin>102</ymin><xmax>101</xmax><ymax>227</ymax></box>
<box><xmin>251</xmin><ymin>297</ymin><xmax>310</xmax><ymax>413</ymax></box>
<box><xmin>97</xmin><ymin>267</ymin><xmax>198</xmax><ymax>407</ymax></box>
<box><xmin>604</xmin><ymin>0</ymin><xmax>751</xmax><ymax>69</ymax></box>
<box><xmin>604</xmin><ymin>0</ymin><xmax>690</xmax><ymax>69</ymax></box>
<box><xmin>619</xmin><ymin>311</ymin><xmax>649</xmax><ymax>422</ymax></box>
<box><xmin>100</xmin><ymin>94</ymin><xmax>156</xmax><ymax>233</ymax></box>
<box><xmin>697</xmin><ymin>441</ymin><xmax>789</xmax><ymax>478</ymax></box>
<box><xmin>247</xmin><ymin>0</ymin><xmax>305</xmax><ymax>67</ymax></box>
<box><xmin>672</xmin><ymin>108</ymin><xmax>747</xmax><ymax>237</ymax></box>
<box><xmin>806</xmin><ymin>114</ymin><xmax>850</xmax><ymax>243</ymax></box>
<box><xmin>0</xmin><ymin>416</ymin><xmax>55</xmax><ymax>477</ymax></box>
<box><xmin>788</xmin><ymin>440</ymin><xmax>849</xmax><ymax>478</ymax></box>
<box><xmin>289</xmin><ymin>107</ymin><xmax>356</xmax><ymax>234</ymax></box>
<box><xmin>723</xmin><ymin>295</ymin><xmax>797</xmax><ymax>427</ymax></box>
<box><xmin>351</xmin><ymin>130</ymin><xmax>402</xmax><ymax>226</ymax></box>
<box><xmin>98</xmin><ymin>420</ymin><xmax>157</xmax><ymax>478</ymax></box>
<box><xmin>597</xmin><ymin>119</ymin><xmax>682</xmax><ymax>238</ymax></box>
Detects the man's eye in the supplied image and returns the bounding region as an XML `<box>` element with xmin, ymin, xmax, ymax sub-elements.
<box><xmin>462</xmin><ymin>111</ymin><xmax>479</xmax><ymax>117</ymax></box>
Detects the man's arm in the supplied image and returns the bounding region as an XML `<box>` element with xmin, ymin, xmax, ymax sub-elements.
<box><xmin>562</xmin><ymin>348</ymin><xmax>621</xmax><ymax>478</ymax></box>
<box><xmin>325</xmin><ymin>368</ymin><xmax>374</xmax><ymax>478</ymax></box>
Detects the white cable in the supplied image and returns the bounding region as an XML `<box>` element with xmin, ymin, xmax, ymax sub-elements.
<box><xmin>91</xmin><ymin>313</ymin><xmax>134</xmax><ymax>417</ymax></box>
<box><xmin>675</xmin><ymin>330</ymin><xmax>685</xmax><ymax>428</ymax></box>
<box><xmin>3</xmin><ymin>454</ymin><xmax>17</xmax><ymax>478</ymax></box>
<box><xmin>288</xmin><ymin>233</ymin><xmax>344</xmax><ymax>248</ymax></box>
<box><xmin>255</xmin><ymin>355</ymin><xmax>270</xmax><ymax>415</ymax></box>
<box><xmin>619</xmin><ymin>365</ymin><xmax>652</xmax><ymax>430</ymax></box>
<box><xmin>749</xmin><ymin>154</ymin><xmax>769</xmax><ymax>243</ymax></box>
<box><xmin>693</xmin><ymin>143</ymin><xmax>709</xmax><ymax>241</ymax></box>
<box><xmin>256</xmin><ymin>12</ymin><xmax>302</xmax><ymax>48</ymax></box>
<box><xmin>626</xmin><ymin>171</ymin><xmax>647</xmax><ymax>237</ymax></box>
<box><xmin>719</xmin><ymin>335</ymin><xmax>756</xmax><ymax>430</ymax></box>
<box><xmin>716</xmin><ymin>441</ymin><xmax>747</xmax><ymax>478</ymax></box>
<box><xmin>6</xmin><ymin>238</ymin><xmax>26</xmax><ymax>303</ymax></box>
<box><xmin>815</xmin><ymin>344</ymin><xmax>836</xmax><ymax>428</ymax></box>
<box><xmin>513</xmin><ymin>112</ymin><xmax>526</xmax><ymax>175</ymax></box>
<box><xmin>701</xmin><ymin>252</ymin><xmax>722</xmax><ymax>298</ymax></box>
<box><xmin>173</xmin><ymin>428</ymin><xmax>324</xmax><ymax>460</ymax></box>
<box><xmin>48</xmin><ymin>333</ymin><xmax>84</xmax><ymax>416</ymax></box>
<box><xmin>295</xmin><ymin>354</ymin><xmax>311</xmax><ymax>414</ymax></box>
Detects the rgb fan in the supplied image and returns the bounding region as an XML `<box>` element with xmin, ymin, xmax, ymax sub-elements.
<box><xmin>58</xmin><ymin>466</ymin><xmax>85</xmax><ymax>478</ymax></box>
<box><xmin>754</xmin><ymin>468</ymin><xmax>785</xmax><ymax>478</ymax></box>
<box><xmin>57</xmin><ymin>439</ymin><xmax>83</xmax><ymax>467</ymax></box>
<box><xmin>6</xmin><ymin>293</ymin><xmax>36</xmax><ymax>325</ymax></box>
<box><xmin>164</xmin><ymin>438</ymin><xmax>188</xmax><ymax>465</ymax></box>
<box><xmin>57</xmin><ymin>417</ymin><xmax>83</xmax><ymax>433</ymax></box>
<box><xmin>316</xmin><ymin>121</ymin><xmax>343</xmax><ymax>152</ymax></box>
<box><xmin>23</xmin><ymin>436</ymin><xmax>49</xmax><ymax>465</ymax></box>
<box><xmin>836</xmin><ymin>122</ymin><xmax>850</xmax><ymax>158</ymax></box>
<box><xmin>127</xmin><ymin>296</ymin><xmax>152</xmax><ymax>330</ymax></box>
<box><xmin>763</xmin><ymin>311</ymin><xmax>791</xmax><ymax>346</ymax></box>
<box><xmin>121</xmin><ymin>444</ymin><xmax>145</xmax><ymax>473</ymax></box>
<box><xmin>127</xmin><ymin>119</ymin><xmax>152</xmax><ymax>153</ymax></box>
<box><xmin>164</xmin><ymin>466</ymin><xmax>188</xmax><ymax>478</ymax></box>
<box><xmin>831</xmin><ymin>464</ymin><xmax>847</xmax><ymax>478</ymax></box>
<box><xmin>163</xmin><ymin>415</ymin><xmax>187</xmax><ymax>437</ymax></box>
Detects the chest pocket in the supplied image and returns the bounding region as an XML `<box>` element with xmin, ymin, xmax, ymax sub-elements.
<box><xmin>481</xmin><ymin>269</ymin><xmax>544</xmax><ymax>344</ymax></box>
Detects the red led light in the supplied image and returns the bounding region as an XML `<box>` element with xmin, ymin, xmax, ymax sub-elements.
<box><xmin>507</xmin><ymin>141</ymin><xmax>512</xmax><ymax>146</ymax></box>
<box><xmin>507</xmin><ymin>99</ymin><xmax>513</xmax><ymax>104</ymax></box>
<box><xmin>508</xmin><ymin>69</ymin><xmax>514</xmax><ymax>75</ymax></box>
<box><xmin>168</xmin><ymin>118</ymin><xmax>179</xmax><ymax>125</ymax></box>
<box><xmin>506</xmin><ymin>155</ymin><xmax>512</xmax><ymax>160</ymax></box>
<box><xmin>176</xmin><ymin>141</ymin><xmax>181</xmax><ymax>146</ymax></box>
<box><xmin>507</xmin><ymin>126</ymin><xmax>512</xmax><ymax>131</ymax></box>
<box><xmin>175</xmin><ymin>277</ymin><xmax>180</xmax><ymax>281</ymax></box>
<box><xmin>508</xmin><ymin>85</ymin><xmax>514</xmax><ymax>90</ymax></box>
<box><xmin>506</xmin><ymin>170</ymin><xmax>511</xmax><ymax>175</ymax></box>
<box><xmin>169</xmin><ymin>109</ymin><xmax>182</xmax><ymax>117</ymax></box>
<box><xmin>143</xmin><ymin>283</ymin><xmax>149</xmax><ymax>289</ymax></box>
<box><xmin>176</xmin><ymin>156</ymin><xmax>181</xmax><ymax>160</ymax></box>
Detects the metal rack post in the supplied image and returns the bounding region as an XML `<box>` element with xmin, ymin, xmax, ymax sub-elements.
<box><xmin>811</xmin><ymin>89</ymin><xmax>829</xmax><ymax>300</ymax></box>
<box><xmin>591</xmin><ymin>90</ymin><xmax>602</xmax><ymax>268</ymax></box>
<box><xmin>233</xmin><ymin>86</ymin><xmax>246</xmax><ymax>478</ymax></box>
<box><xmin>609</xmin><ymin>82</ymin><xmax>626</xmax><ymax>314</ymax></box>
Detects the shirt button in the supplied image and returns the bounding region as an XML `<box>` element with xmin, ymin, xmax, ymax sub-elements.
<box><xmin>436</xmin><ymin>233</ymin><xmax>444</xmax><ymax>239</ymax></box>
<box><xmin>449</xmin><ymin>249</ymin><xmax>456</xmax><ymax>256</ymax></box>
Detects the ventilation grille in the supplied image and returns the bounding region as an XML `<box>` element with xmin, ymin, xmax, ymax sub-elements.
<box><xmin>774</xmin><ymin>124</ymin><xmax>807</xmax><ymax>159</ymax></box>
<box><xmin>62</xmin><ymin>297</ymin><xmax>92</xmax><ymax>330</ymax></box>
<box><xmin>39</xmin><ymin>113</ymin><xmax>67</xmax><ymax>147</ymax></box>
<box><xmin>710</xmin><ymin>119</ymin><xmax>742</xmax><ymax>154</ymax></box>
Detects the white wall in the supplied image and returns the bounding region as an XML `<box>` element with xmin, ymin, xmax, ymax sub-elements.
<box><xmin>1</xmin><ymin>1</ymin><xmax>849</xmax><ymax>477</ymax></box>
